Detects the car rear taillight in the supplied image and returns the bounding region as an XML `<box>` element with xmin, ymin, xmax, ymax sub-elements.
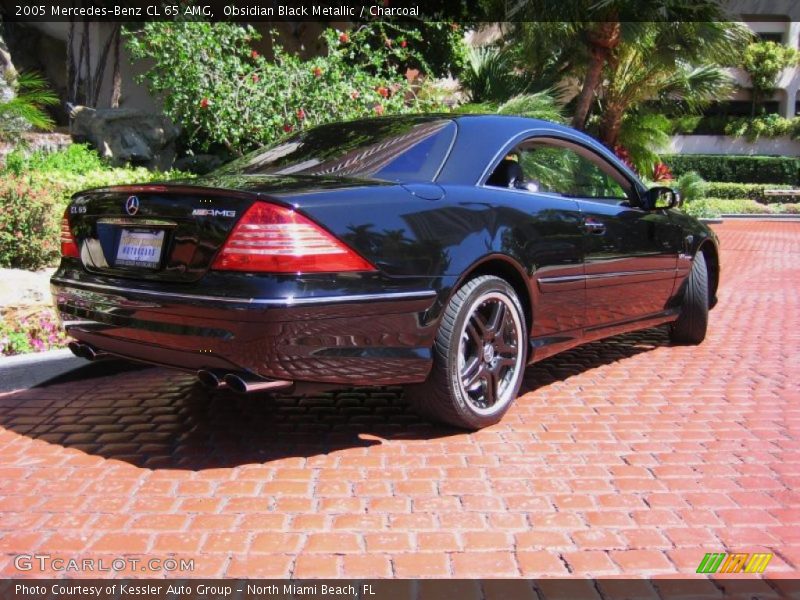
<box><xmin>60</xmin><ymin>210</ymin><xmax>80</xmax><ymax>258</ymax></box>
<box><xmin>211</xmin><ymin>202</ymin><xmax>375</xmax><ymax>273</ymax></box>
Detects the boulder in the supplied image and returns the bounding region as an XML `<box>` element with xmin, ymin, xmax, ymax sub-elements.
<box><xmin>69</xmin><ymin>105</ymin><xmax>179</xmax><ymax>170</ymax></box>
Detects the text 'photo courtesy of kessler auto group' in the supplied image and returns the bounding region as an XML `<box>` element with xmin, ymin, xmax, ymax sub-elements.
<box><xmin>0</xmin><ymin>1</ymin><xmax>798</xmax><ymax>599</ymax></box>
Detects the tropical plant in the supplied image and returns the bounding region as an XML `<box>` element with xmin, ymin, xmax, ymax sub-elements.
<box><xmin>495</xmin><ymin>1</ymin><xmax>750</xmax><ymax>133</ymax></box>
<box><xmin>460</xmin><ymin>45</ymin><xmax>527</xmax><ymax>103</ymax></box>
<box><xmin>497</xmin><ymin>91</ymin><xmax>565</xmax><ymax>123</ymax></box>
<box><xmin>594</xmin><ymin>22</ymin><xmax>748</xmax><ymax>148</ymax></box>
<box><xmin>0</xmin><ymin>72</ymin><xmax>58</xmax><ymax>140</ymax></box>
<box><xmin>741</xmin><ymin>41</ymin><xmax>799</xmax><ymax>115</ymax></box>
<box><xmin>614</xmin><ymin>112</ymin><xmax>671</xmax><ymax>174</ymax></box>
<box><xmin>674</xmin><ymin>171</ymin><xmax>707</xmax><ymax>204</ymax></box>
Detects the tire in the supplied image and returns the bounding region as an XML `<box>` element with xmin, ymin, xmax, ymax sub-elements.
<box><xmin>669</xmin><ymin>251</ymin><xmax>709</xmax><ymax>345</ymax></box>
<box><xmin>406</xmin><ymin>275</ymin><xmax>528</xmax><ymax>429</ymax></box>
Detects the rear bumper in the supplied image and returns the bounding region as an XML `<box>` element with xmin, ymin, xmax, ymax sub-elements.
<box><xmin>51</xmin><ymin>275</ymin><xmax>440</xmax><ymax>385</ymax></box>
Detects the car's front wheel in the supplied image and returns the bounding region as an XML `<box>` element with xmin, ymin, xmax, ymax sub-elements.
<box><xmin>407</xmin><ymin>275</ymin><xmax>528</xmax><ymax>429</ymax></box>
<box><xmin>669</xmin><ymin>251</ymin><xmax>709</xmax><ymax>345</ymax></box>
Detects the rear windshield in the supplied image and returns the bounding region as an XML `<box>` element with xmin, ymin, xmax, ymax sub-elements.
<box><xmin>216</xmin><ymin>118</ymin><xmax>456</xmax><ymax>182</ymax></box>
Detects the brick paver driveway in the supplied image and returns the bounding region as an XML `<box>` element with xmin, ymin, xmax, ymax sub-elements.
<box><xmin>0</xmin><ymin>220</ymin><xmax>798</xmax><ymax>580</ymax></box>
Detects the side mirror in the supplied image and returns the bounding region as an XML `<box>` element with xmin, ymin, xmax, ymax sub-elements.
<box><xmin>644</xmin><ymin>186</ymin><xmax>681</xmax><ymax>210</ymax></box>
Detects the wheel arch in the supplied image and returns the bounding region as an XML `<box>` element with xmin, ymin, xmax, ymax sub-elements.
<box><xmin>450</xmin><ymin>255</ymin><xmax>533</xmax><ymax>335</ymax></box>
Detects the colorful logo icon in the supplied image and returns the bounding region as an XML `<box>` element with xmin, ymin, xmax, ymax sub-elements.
<box><xmin>696</xmin><ymin>552</ymin><xmax>772</xmax><ymax>574</ymax></box>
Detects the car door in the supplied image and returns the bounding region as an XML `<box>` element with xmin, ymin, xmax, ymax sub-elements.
<box><xmin>514</xmin><ymin>138</ymin><xmax>679</xmax><ymax>331</ymax></box>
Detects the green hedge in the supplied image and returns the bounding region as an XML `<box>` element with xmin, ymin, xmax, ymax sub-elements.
<box><xmin>704</xmin><ymin>182</ymin><xmax>797</xmax><ymax>203</ymax></box>
<box><xmin>662</xmin><ymin>154</ymin><xmax>800</xmax><ymax>185</ymax></box>
<box><xmin>681</xmin><ymin>198</ymin><xmax>800</xmax><ymax>218</ymax></box>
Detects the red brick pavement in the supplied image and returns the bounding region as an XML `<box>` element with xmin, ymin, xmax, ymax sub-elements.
<box><xmin>0</xmin><ymin>220</ymin><xmax>798</xmax><ymax>579</ymax></box>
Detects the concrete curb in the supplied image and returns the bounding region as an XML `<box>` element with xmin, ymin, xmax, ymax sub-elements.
<box><xmin>0</xmin><ymin>348</ymin><xmax>86</xmax><ymax>393</ymax></box>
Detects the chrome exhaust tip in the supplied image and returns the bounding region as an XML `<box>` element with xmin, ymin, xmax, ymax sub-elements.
<box><xmin>68</xmin><ymin>341</ymin><xmax>86</xmax><ymax>358</ymax></box>
<box><xmin>223</xmin><ymin>373</ymin><xmax>293</xmax><ymax>394</ymax></box>
<box><xmin>82</xmin><ymin>345</ymin><xmax>109</xmax><ymax>361</ymax></box>
<box><xmin>197</xmin><ymin>369</ymin><xmax>227</xmax><ymax>389</ymax></box>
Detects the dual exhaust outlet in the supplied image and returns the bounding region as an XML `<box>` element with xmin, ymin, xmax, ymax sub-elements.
<box><xmin>69</xmin><ymin>341</ymin><xmax>291</xmax><ymax>394</ymax></box>
<box><xmin>197</xmin><ymin>369</ymin><xmax>293</xmax><ymax>394</ymax></box>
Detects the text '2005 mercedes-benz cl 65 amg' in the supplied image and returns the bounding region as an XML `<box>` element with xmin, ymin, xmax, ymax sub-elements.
<box><xmin>52</xmin><ymin>115</ymin><xmax>719</xmax><ymax>429</ymax></box>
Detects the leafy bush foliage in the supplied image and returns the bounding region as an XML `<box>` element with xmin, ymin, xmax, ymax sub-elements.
<box><xmin>674</xmin><ymin>171</ymin><xmax>707</xmax><ymax>204</ymax></box>
<box><xmin>724</xmin><ymin>114</ymin><xmax>800</xmax><ymax>141</ymax></box>
<box><xmin>703</xmin><ymin>182</ymin><xmax>796</xmax><ymax>203</ymax></box>
<box><xmin>126</xmin><ymin>22</ymin><xmax>446</xmax><ymax>153</ymax></box>
<box><xmin>0</xmin><ymin>175</ymin><xmax>63</xmax><ymax>269</ymax></box>
<box><xmin>0</xmin><ymin>308</ymin><xmax>68</xmax><ymax>356</ymax></box>
<box><xmin>681</xmin><ymin>197</ymin><xmax>799</xmax><ymax>218</ymax></box>
<box><xmin>0</xmin><ymin>144</ymin><xmax>191</xmax><ymax>269</ymax></box>
<box><xmin>662</xmin><ymin>154</ymin><xmax>799</xmax><ymax>185</ymax></box>
<box><xmin>741</xmin><ymin>41</ymin><xmax>799</xmax><ymax>113</ymax></box>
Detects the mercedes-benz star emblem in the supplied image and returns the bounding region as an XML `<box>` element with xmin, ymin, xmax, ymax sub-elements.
<box><xmin>125</xmin><ymin>195</ymin><xmax>140</xmax><ymax>216</ymax></box>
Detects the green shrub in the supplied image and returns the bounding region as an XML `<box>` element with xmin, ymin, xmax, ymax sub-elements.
<box><xmin>724</xmin><ymin>114</ymin><xmax>800</xmax><ymax>141</ymax></box>
<box><xmin>681</xmin><ymin>197</ymin><xmax>774</xmax><ymax>218</ymax></box>
<box><xmin>0</xmin><ymin>144</ymin><xmax>192</xmax><ymax>269</ymax></box>
<box><xmin>662</xmin><ymin>154</ymin><xmax>799</xmax><ymax>185</ymax></box>
<box><xmin>126</xmin><ymin>22</ymin><xmax>445</xmax><ymax>153</ymax></box>
<box><xmin>703</xmin><ymin>182</ymin><xmax>798</xmax><ymax>203</ymax></box>
<box><xmin>0</xmin><ymin>175</ymin><xmax>63</xmax><ymax>269</ymax></box>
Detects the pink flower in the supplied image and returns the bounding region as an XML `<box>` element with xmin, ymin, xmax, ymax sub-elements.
<box><xmin>296</xmin><ymin>108</ymin><xmax>305</xmax><ymax>120</ymax></box>
<box><xmin>200</xmin><ymin>98</ymin><xmax>209</xmax><ymax>109</ymax></box>
<box><xmin>251</xmin><ymin>50</ymin><xmax>260</xmax><ymax>59</ymax></box>
<box><xmin>252</xmin><ymin>73</ymin><xmax>260</xmax><ymax>83</ymax></box>
<box><xmin>400</xmin><ymin>40</ymin><xmax>407</xmax><ymax>48</ymax></box>
<box><xmin>312</xmin><ymin>66</ymin><xmax>323</xmax><ymax>78</ymax></box>
<box><xmin>373</xmin><ymin>104</ymin><xmax>384</xmax><ymax>116</ymax></box>
<box><xmin>339</xmin><ymin>32</ymin><xmax>349</xmax><ymax>44</ymax></box>
<box><xmin>350</xmin><ymin>90</ymin><xmax>360</xmax><ymax>100</ymax></box>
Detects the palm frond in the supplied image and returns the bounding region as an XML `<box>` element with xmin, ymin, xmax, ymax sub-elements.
<box><xmin>497</xmin><ymin>91</ymin><xmax>566</xmax><ymax>123</ymax></box>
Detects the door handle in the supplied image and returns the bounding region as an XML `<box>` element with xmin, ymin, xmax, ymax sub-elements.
<box><xmin>583</xmin><ymin>218</ymin><xmax>606</xmax><ymax>235</ymax></box>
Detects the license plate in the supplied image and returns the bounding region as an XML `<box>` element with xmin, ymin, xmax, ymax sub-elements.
<box><xmin>115</xmin><ymin>229</ymin><xmax>165</xmax><ymax>269</ymax></box>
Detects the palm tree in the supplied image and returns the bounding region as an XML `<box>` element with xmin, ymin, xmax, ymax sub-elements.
<box><xmin>596</xmin><ymin>21</ymin><xmax>749</xmax><ymax>147</ymax></box>
<box><xmin>498</xmin><ymin>0</ymin><xmax>745</xmax><ymax>131</ymax></box>
<box><xmin>0</xmin><ymin>72</ymin><xmax>59</xmax><ymax>140</ymax></box>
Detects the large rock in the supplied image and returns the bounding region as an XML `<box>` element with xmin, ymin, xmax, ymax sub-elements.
<box><xmin>69</xmin><ymin>106</ymin><xmax>179</xmax><ymax>170</ymax></box>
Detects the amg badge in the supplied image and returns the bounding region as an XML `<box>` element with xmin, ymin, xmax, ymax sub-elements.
<box><xmin>191</xmin><ymin>209</ymin><xmax>237</xmax><ymax>218</ymax></box>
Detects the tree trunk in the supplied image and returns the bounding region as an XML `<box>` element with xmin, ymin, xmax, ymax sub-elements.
<box><xmin>598</xmin><ymin>104</ymin><xmax>624</xmax><ymax>148</ymax></box>
<box><xmin>110</xmin><ymin>27</ymin><xmax>122</xmax><ymax>108</ymax></box>
<box><xmin>571</xmin><ymin>20</ymin><xmax>621</xmax><ymax>131</ymax></box>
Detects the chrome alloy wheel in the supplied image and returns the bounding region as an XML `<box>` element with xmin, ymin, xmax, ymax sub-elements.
<box><xmin>457</xmin><ymin>291</ymin><xmax>525</xmax><ymax>416</ymax></box>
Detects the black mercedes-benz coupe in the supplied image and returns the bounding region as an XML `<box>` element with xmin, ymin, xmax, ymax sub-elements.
<box><xmin>52</xmin><ymin>114</ymin><xmax>719</xmax><ymax>429</ymax></box>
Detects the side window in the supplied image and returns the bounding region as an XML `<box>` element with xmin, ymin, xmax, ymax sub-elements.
<box><xmin>488</xmin><ymin>138</ymin><xmax>634</xmax><ymax>203</ymax></box>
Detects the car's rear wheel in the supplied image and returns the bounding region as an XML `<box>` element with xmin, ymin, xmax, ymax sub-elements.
<box><xmin>407</xmin><ymin>275</ymin><xmax>527</xmax><ymax>429</ymax></box>
<box><xmin>669</xmin><ymin>251</ymin><xmax>709</xmax><ymax>345</ymax></box>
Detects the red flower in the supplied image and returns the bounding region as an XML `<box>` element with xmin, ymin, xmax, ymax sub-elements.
<box><xmin>400</xmin><ymin>40</ymin><xmax>407</xmax><ymax>48</ymax></box>
<box><xmin>199</xmin><ymin>98</ymin><xmax>209</xmax><ymax>109</ymax></box>
<box><xmin>251</xmin><ymin>73</ymin><xmax>260</xmax><ymax>83</ymax></box>
<box><xmin>373</xmin><ymin>104</ymin><xmax>384</xmax><ymax>116</ymax></box>
<box><xmin>339</xmin><ymin>32</ymin><xmax>349</xmax><ymax>44</ymax></box>
<box><xmin>350</xmin><ymin>90</ymin><xmax>360</xmax><ymax>100</ymax></box>
<box><xmin>283</xmin><ymin>123</ymin><xmax>293</xmax><ymax>133</ymax></box>
<box><xmin>312</xmin><ymin>66</ymin><xmax>323</xmax><ymax>77</ymax></box>
<box><xmin>652</xmin><ymin>161</ymin><xmax>674</xmax><ymax>182</ymax></box>
<box><xmin>376</xmin><ymin>86</ymin><xmax>389</xmax><ymax>98</ymax></box>
<box><xmin>251</xmin><ymin>50</ymin><xmax>260</xmax><ymax>59</ymax></box>
<box><xmin>296</xmin><ymin>108</ymin><xmax>305</xmax><ymax>120</ymax></box>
